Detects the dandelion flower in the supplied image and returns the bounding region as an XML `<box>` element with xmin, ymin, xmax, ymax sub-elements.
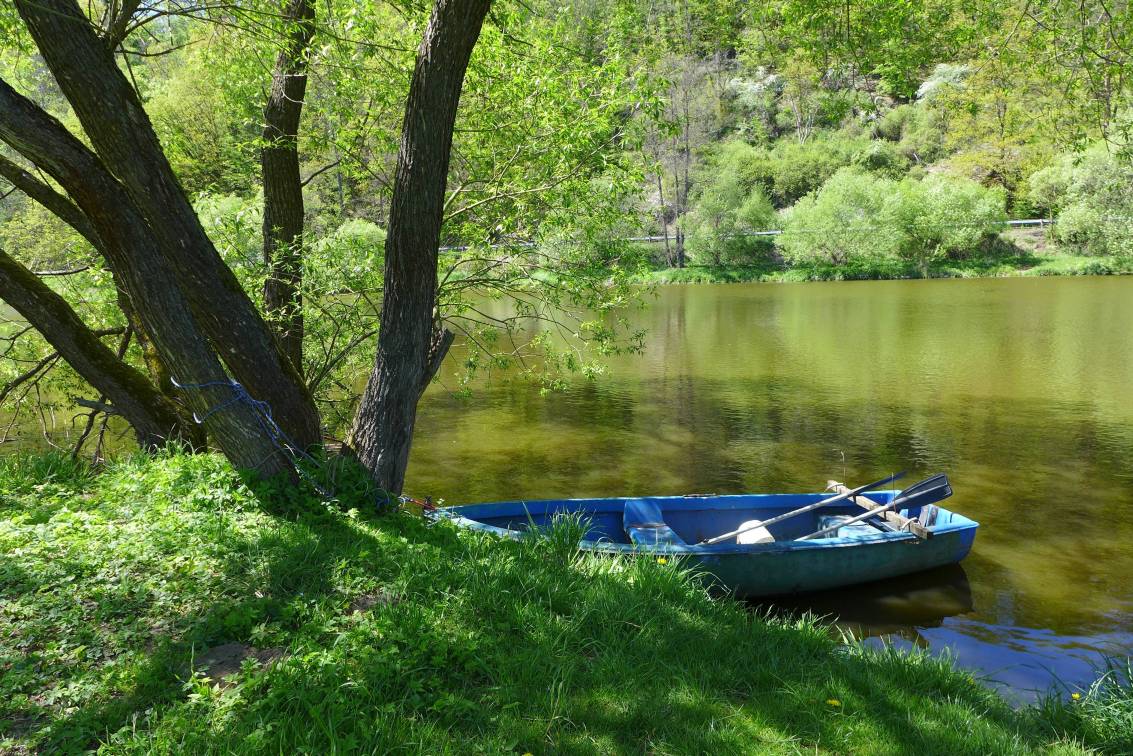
<box><xmin>826</xmin><ymin>699</ymin><xmax>841</xmax><ymax>707</ymax></box>
<box><xmin>657</xmin><ymin>557</ymin><xmax>668</xmax><ymax>565</ymax></box>
<box><xmin>1071</xmin><ymin>692</ymin><xmax>1081</xmax><ymax>701</ymax></box>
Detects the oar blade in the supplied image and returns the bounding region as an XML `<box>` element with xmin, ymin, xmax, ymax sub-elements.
<box><xmin>892</xmin><ymin>473</ymin><xmax>952</xmax><ymax>509</ymax></box>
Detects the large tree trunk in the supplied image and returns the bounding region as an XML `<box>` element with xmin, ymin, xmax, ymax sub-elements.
<box><xmin>349</xmin><ymin>0</ymin><xmax>490</xmax><ymax>495</ymax></box>
<box><xmin>261</xmin><ymin>0</ymin><xmax>316</xmax><ymax>373</ymax></box>
<box><xmin>0</xmin><ymin>81</ymin><xmax>293</xmax><ymax>476</ymax></box>
<box><xmin>14</xmin><ymin>0</ymin><xmax>321</xmax><ymax>451</ymax></box>
<box><xmin>0</xmin><ymin>246</ymin><xmax>187</xmax><ymax>449</ymax></box>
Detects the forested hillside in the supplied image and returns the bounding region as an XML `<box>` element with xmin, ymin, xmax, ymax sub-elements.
<box><xmin>614</xmin><ymin>0</ymin><xmax>1133</xmax><ymax>276</ymax></box>
<box><xmin>4</xmin><ymin>3</ymin><xmax>1133</xmax><ymax>752</ymax></box>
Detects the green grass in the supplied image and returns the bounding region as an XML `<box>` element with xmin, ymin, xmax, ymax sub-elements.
<box><xmin>1</xmin><ymin>451</ymin><xmax>1128</xmax><ymax>754</ymax></box>
<box><xmin>637</xmin><ymin>251</ymin><xmax>1132</xmax><ymax>285</ymax></box>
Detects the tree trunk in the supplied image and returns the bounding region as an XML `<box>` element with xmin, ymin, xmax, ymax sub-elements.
<box><xmin>656</xmin><ymin>172</ymin><xmax>672</xmax><ymax>265</ymax></box>
<box><xmin>349</xmin><ymin>0</ymin><xmax>490</xmax><ymax>495</ymax></box>
<box><xmin>14</xmin><ymin>0</ymin><xmax>321</xmax><ymax>451</ymax></box>
<box><xmin>0</xmin><ymin>80</ymin><xmax>293</xmax><ymax>476</ymax></box>
<box><xmin>0</xmin><ymin>247</ymin><xmax>187</xmax><ymax>449</ymax></box>
<box><xmin>671</xmin><ymin>162</ymin><xmax>686</xmax><ymax>268</ymax></box>
<box><xmin>0</xmin><ymin>153</ymin><xmax>177</xmax><ymax>399</ymax></box>
<box><xmin>261</xmin><ymin>0</ymin><xmax>315</xmax><ymax>372</ymax></box>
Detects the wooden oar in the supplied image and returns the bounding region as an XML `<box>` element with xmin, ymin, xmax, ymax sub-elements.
<box><xmin>826</xmin><ymin>481</ymin><xmax>932</xmax><ymax>539</ymax></box>
<box><xmin>798</xmin><ymin>473</ymin><xmax>951</xmax><ymax>541</ymax></box>
<box><xmin>698</xmin><ymin>471</ymin><xmax>906</xmax><ymax>546</ymax></box>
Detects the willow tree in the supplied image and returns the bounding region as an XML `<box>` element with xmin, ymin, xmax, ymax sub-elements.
<box><xmin>0</xmin><ymin>0</ymin><xmax>489</xmax><ymax>489</ymax></box>
<box><xmin>0</xmin><ymin>0</ymin><xmax>648</xmax><ymax>494</ymax></box>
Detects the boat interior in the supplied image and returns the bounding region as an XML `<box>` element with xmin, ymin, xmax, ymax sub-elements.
<box><xmin>448</xmin><ymin>493</ymin><xmax>956</xmax><ymax>547</ymax></box>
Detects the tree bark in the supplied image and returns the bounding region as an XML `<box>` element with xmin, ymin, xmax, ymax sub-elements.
<box><xmin>0</xmin><ymin>154</ymin><xmax>99</xmax><ymax>248</ymax></box>
<box><xmin>0</xmin><ymin>246</ymin><xmax>186</xmax><ymax>449</ymax></box>
<box><xmin>349</xmin><ymin>0</ymin><xmax>490</xmax><ymax>495</ymax></box>
<box><xmin>0</xmin><ymin>152</ymin><xmax>176</xmax><ymax>398</ymax></box>
<box><xmin>261</xmin><ymin>0</ymin><xmax>315</xmax><ymax>372</ymax></box>
<box><xmin>0</xmin><ymin>80</ymin><xmax>292</xmax><ymax>476</ymax></box>
<box><xmin>14</xmin><ymin>0</ymin><xmax>321</xmax><ymax>451</ymax></box>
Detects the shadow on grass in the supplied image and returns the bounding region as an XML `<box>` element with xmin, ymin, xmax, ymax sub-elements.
<box><xmin>3</xmin><ymin>461</ymin><xmax>1104</xmax><ymax>754</ymax></box>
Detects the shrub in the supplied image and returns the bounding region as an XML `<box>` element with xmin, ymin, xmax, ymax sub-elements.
<box><xmin>703</xmin><ymin>134</ymin><xmax>872</xmax><ymax>210</ymax></box>
<box><xmin>761</xmin><ymin>134</ymin><xmax>873</xmax><ymax>207</ymax></box>
<box><xmin>852</xmin><ymin>141</ymin><xmax>911</xmax><ymax>178</ymax></box>
<box><xmin>876</xmin><ymin>104</ymin><xmax>949</xmax><ymax>164</ymax></box>
<box><xmin>308</xmin><ymin>219</ymin><xmax>387</xmax><ymax>291</ymax></box>
<box><xmin>875</xmin><ymin>104</ymin><xmax>912</xmax><ymax>142</ymax></box>
<box><xmin>1025</xmin><ymin>161</ymin><xmax>1073</xmax><ymax>217</ymax></box>
<box><xmin>685</xmin><ymin>159</ymin><xmax>776</xmax><ymax>265</ymax></box>
<box><xmin>890</xmin><ymin>174</ymin><xmax>1006</xmax><ymax>271</ymax></box>
<box><xmin>1028</xmin><ymin>145</ymin><xmax>1133</xmax><ymax>259</ymax></box>
<box><xmin>778</xmin><ymin>168</ymin><xmax>902</xmax><ymax>265</ymax></box>
<box><xmin>778</xmin><ymin>169</ymin><xmax>1005</xmax><ymax>271</ymax></box>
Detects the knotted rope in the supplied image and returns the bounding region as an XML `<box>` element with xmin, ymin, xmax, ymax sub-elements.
<box><xmin>171</xmin><ymin>377</ymin><xmax>437</xmax><ymax>511</ymax></box>
<box><xmin>172</xmin><ymin>377</ymin><xmax>332</xmax><ymax>497</ymax></box>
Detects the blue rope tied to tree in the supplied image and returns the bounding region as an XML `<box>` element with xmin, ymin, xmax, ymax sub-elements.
<box><xmin>172</xmin><ymin>378</ymin><xmax>438</xmax><ymax>511</ymax></box>
<box><xmin>171</xmin><ymin>376</ymin><xmax>332</xmax><ymax>498</ymax></box>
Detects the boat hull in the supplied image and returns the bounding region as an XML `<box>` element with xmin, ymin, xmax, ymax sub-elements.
<box><xmin>440</xmin><ymin>492</ymin><xmax>978</xmax><ymax>598</ymax></box>
<box><xmin>682</xmin><ymin>526</ymin><xmax>976</xmax><ymax>598</ymax></box>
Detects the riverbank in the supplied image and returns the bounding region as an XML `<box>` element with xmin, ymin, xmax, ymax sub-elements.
<box><xmin>2</xmin><ymin>452</ymin><xmax>1130</xmax><ymax>754</ymax></box>
<box><xmin>639</xmin><ymin>251</ymin><xmax>1131</xmax><ymax>285</ymax></box>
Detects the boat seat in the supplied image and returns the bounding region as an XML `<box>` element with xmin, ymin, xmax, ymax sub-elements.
<box><xmin>735</xmin><ymin>520</ymin><xmax>775</xmax><ymax>544</ymax></box>
<box><xmin>817</xmin><ymin>514</ymin><xmax>883</xmax><ymax>539</ymax></box>
<box><xmin>623</xmin><ymin>498</ymin><xmax>686</xmax><ymax>548</ymax></box>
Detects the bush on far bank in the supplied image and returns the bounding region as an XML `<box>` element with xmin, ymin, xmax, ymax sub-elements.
<box><xmin>1028</xmin><ymin>144</ymin><xmax>1133</xmax><ymax>260</ymax></box>
<box><xmin>778</xmin><ymin>168</ymin><xmax>1006</xmax><ymax>273</ymax></box>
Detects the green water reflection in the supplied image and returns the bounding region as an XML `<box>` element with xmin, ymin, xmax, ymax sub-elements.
<box><xmin>408</xmin><ymin>276</ymin><xmax>1133</xmax><ymax>695</ymax></box>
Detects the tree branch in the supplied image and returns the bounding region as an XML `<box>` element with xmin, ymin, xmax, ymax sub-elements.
<box><xmin>0</xmin><ymin>153</ymin><xmax>100</xmax><ymax>247</ymax></box>
<box><xmin>0</xmin><ymin>351</ymin><xmax>60</xmax><ymax>404</ymax></box>
<box><xmin>34</xmin><ymin>264</ymin><xmax>92</xmax><ymax>277</ymax></box>
<box><xmin>0</xmin><ymin>244</ymin><xmax>184</xmax><ymax>448</ymax></box>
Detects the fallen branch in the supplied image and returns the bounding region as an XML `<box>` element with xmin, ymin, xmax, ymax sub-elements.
<box><xmin>75</xmin><ymin>397</ymin><xmax>121</xmax><ymax>416</ymax></box>
<box><xmin>34</xmin><ymin>265</ymin><xmax>92</xmax><ymax>277</ymax></box>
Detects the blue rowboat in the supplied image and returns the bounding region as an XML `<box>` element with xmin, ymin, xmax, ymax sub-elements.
<box><xmin>439</xmin><ymin>490</ymin><xmax>979</xmax><ymax>598</ymax></box>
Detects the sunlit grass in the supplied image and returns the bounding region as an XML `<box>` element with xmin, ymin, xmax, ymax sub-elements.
<box><xmin>0</xmin><ymin>451</ymin><xmax>1126</xmax><ymax>753</ymax></box>
<box><xmin>1032</xmin><ymin>659</ymin><xmax>1133</xmax><ymax>753</ymax></box>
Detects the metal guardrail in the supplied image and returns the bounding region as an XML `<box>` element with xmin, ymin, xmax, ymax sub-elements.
<box><xmin>439</xmin><ymin>220</ymin><xmax>1055</xmax><ymax>252</ymax></box>
<box><xmin>1004</xmin><ymin>219</ymin><xmax>1055</xmax><ymax>228</ymax></box>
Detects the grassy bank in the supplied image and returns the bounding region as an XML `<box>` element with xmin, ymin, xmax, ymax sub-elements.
<box><xmin>2</xmin><ymin>452</ymin><xmax>1130</xmax><ymax>754</ymax></box>
<box><xmin>639</xmin><ymin>252</ymin><xmax>1132</xmax><ymax>285</ymax></box>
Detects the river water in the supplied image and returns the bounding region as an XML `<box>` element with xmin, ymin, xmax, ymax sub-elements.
<box><xmin>406</xmin><ymin>276</ymin><xmax>1133</xmax><ymax>699</ymax></box>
